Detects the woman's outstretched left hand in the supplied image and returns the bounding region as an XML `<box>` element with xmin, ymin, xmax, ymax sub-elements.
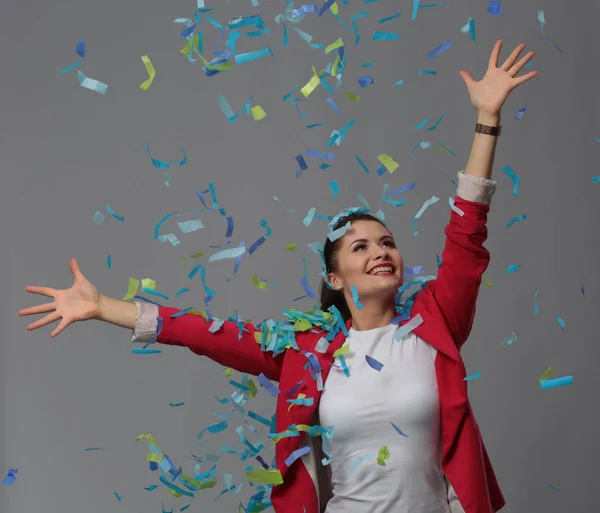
<box><xmin>459</xmin><ymin>40</ymin><xmax>539</xmax><ymax>117</ymax></box>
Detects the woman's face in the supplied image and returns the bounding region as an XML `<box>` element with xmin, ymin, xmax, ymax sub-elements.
<box><xmin>328</xmin><ymin>220</ymin><xmax>404</xmax><ymax>302</ymax></box>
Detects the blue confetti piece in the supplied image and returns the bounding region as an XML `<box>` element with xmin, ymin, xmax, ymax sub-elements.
<box><xmin>463</xmin><ymin>372</ymin><xmax>482</xmax><ymax>381</ymax></box>
<box><xmin>412</xmin><ymin>0</ymin><xmax>420</xmax><ymax>20</ymax></box>
<box><xmin>541</xmin><ymin>376</ymin><xmax>573</xmax><ymax>389</ymax></box>
<box><xmin>208</xmin><ymin>246</ymin><xmax>246</xmax><ymax>262</ymax></box>
<box><xmin>234</xmin><ymin>47</ymin><xmax>272</xmax><ymax>64</ymax></box>
<box><xmin>114</xmin><ymin>492</ymin><xmax>123</xmax><ymax>502</ymax></box>
<box><xmin>326</xmin><ymin>97</ymin><xmax>342</xmax><ymax>114</ymax></box>
<box><xmin>427</xmin><ymin>40</ymin><xmax>453</xmax><ymax>59</ymax></box>
<box><xmin>357</xmin><ymin>75</ymin><xmax>374</xmax><ymax>87</ymax></box>
<box><xmin>557</xmin><ymin>316</ymin><xmax>565</xmax><ymax>330</ymax></box>
<box><xmin>106</xmin><ymin>254</ymin><xmax>112</xmax><ymax>269</ymax></box>
<box><xmin>500</xmin><ymin>331</ymin><xmax>518</xmax><ymax>347</ymax></box>
<box><xmin>390</xmin><ymin>421</ymin><xmax>408</xmax><ymax>437</ymax></box>
<box><xmin>515</xmin><ymin>106</ymin><xmax>527</xmax><ymax>120</ymax></box>
<box><xmin>507</xmin><ymin>264</ymin><xmax>521</xmax><ymax>273</ymax></box>
<box><xmin>318</xmin><ymin>0</ymin><xmax>336</xmax><ymax>16</ymax></box>
<box><xmin>418</xmin><ymin>69</ymin><xmax>436</xmax><ymax>75</ymax></box>
<box><xmin>352</xmin><ymin>20</ymin><xmax>360</xmax><ymax>44</ymax></box>
<box><xmin>306</xmin><ymin>149</ymin><xmax>335</xmax><ymax>160</ymax></box>
<box><xmin>248</xmin><ymin>236</ymin><xmax>266</xmax><ymax>255</ymax></box>
<box><xmin>372</xmin><ymin>31</ymin><xmax>401</xmax><ymax>41</ymax></box>
<box><xmin>351</xmin><ymin>286</ymin><xmax>363</xmax><ymax>310</ymax></box>
<box><xmin>534</xmin><ymin>290</ymin><xmax>540</xmax><ymax>315</ymax></box>
<box><xmin>365</xmin><ymin>354</ymin><xmax>383</xmax><ymax>371</ymax></box>
<box><xmin>257</xmin><ymin>373</ymin><xmax>280</xmax><ymax>396</ymax></box>
<box><xmin>391</xmin><ymin>182</ymin><xmax>416</xmax><ymax>196</ymax></box>
<box><xmin>592</xmin><ymin>176</ymin><xmax>600</xmax><ymax>183</ymax></box>
<box><xmin>544</xmin><ymin>481</ymin><xmax>559</xmax><ymax>491</ymax></box>
<box><xmin>180</xmin><ymin>23</ymin><xmax>196</xmax><ymax>38</ymax></box>
<box><xmin>84</xmin><ymin>447</ymin><xmax>104</xmax><ymax>451</ymax></box>
<box><xmin>502</xmin><ymin>165</ymin><xmax>521</xmax><ymax>196</ymax></box>
<box><xmin>285</xmin><ymin>446</ymin><xmax>311</xmax><ymax>467</ymax></box>
<box><xmin>75</xmin><ymin>38</ymin><xmax>86</xmax><ymax>58</ymax></box>
<box><xmin>403</xmin><ymin>266</ymin><xmax>424</xmax><ymax>276</ymax></box>
<box><xmin>169</xmin><ymin>402</ymin><xmax>184</xmax><ymax>407</ymax></box>
<box><xmin>488</xmin><ymin>0</ymin><xmax>503</xmax><ymax>16</ymax></box>
<box><xmin>105</xmin><ymin>205</ymin><xmax>124</xmax><ymax>222</ymax></box>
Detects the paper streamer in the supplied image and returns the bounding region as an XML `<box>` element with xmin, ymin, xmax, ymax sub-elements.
<box><xmin>540</xmin><ymin>376</ymin><xmax>573</xmax><ymax>389</ymax></box>
<box><xmin>139</xmin><ymin>56</ymin><xmax>156</xmax><ymax>90</ymax></box>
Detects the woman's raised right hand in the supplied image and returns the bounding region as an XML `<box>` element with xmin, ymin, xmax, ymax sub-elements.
<box><xmin>19</xmin><ymin>257</ymin><xmax>102</xmax><ymax>338</ymax></box>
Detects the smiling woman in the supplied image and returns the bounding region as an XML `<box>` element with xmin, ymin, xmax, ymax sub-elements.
<box><xmin>319</xmin><ymin>213</ymin><xmax>405</xmax><ymax>329</ymax></box>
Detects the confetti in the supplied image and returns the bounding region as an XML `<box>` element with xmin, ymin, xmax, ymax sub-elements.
<box><xmin>372</xmin><ymin>31</ymin><xmax>401</xmax><ymax>41</ymax></box>
<box><xmin>514</xmin><ymin>106</ymin><xmax>527</xmax><ymax>120</ymax></box>
<box><xmin>502</xmin><ymin>165</ymin><xmax>521</xmax><ymax>196</ymax></box>
<box><xmin>537</xmin><ymin>11</ymin><xmax>563</xmax><ymax>53</ymax></box>
<box><xmin>427</xmin><ymin>40</ymin><xmax>453</xmax><ymax>59</ymax></box>
<box><xmin>1</xmin><ymin>469</ymin><xmax>18</xmax><ymax>485</ymax></box>
<box><xmin>329</xmin><ymin>180</ymin><xmax>340</xmax><ymax>197</ymax></box>
<box><xmin>507</xmin><ymin>214</ymin><xmax>526</xmax><ymax>228</ymax></box>
<box><xmin>77</xmin><ymin>70</ymin><xmax>108</xmax><ymax>95</ymax></box>
<box><xmin>379</xmin><ymin>13</ymin><xmax>402</xmax><ymax>24</ymax></box>
<box><xmin>500</xmin><ymin>331</ymin><xmax>518</xmax><ymax>346</ymax></box>
<box><xmin>351</xmin><ymin>286</ymin><xmax>363</xmax><ymax>309</ymax></box>
<box><xmin>506</xmin><ymin>264</ymin><xmax>521</xmax><ymax>273</ymax></box>
<box><xmin>464</xmin><ymin>372</ymin><xmax>482</xmax><ymax>381</ymax></box>
<box><xmin>488</xmin><ymin>1</ymin><xmax>503</xmax><ymax>16</ymax></box>
<box><xmin>246</xmin><ymin>469</ymin><xmax>283</xmax><ymax>485</ymax></box>
<box><xmin>540</xmin><ymin>376</ymin><xmax>573</xmax><ymax>390</ymax></box>
<box><xmin>377</xmin><ymin>446</ymin><xmax>390</xmax><ymax>466</ymax></box>
<box><xmin>390</xmin><ymin>421</ymin><xmax>408</xmax><ymax>437</ymax></box>
<box><xmin>365</xmin><ymin>354</ymin><xmax>384</xmax><ymax>371</ymax></box>
<box><xmin>146</xmin><ymin>144</ymin><xmax>187</xmax><ymax>169</ymax></box>
<box><xmin>377</xmin><ymin>153</ymin><xmax>399</xmax><ymax>173</ymax></box>
<box><xmin>537</xmin><ymin>367</ymin><xmax>554</xmax><ymax>383</ymax></box>
<box><xmin>357</xmin><ymin>75</ymin><xmax>374</xmax><ymax>87</ymax></box>
<box><xmin>461</xmin><ymin>18</ymin><xmax>476</xmax><ymax>40</ymax></box>
<box><xmin>412</xmin><ymin>196</ymin><xmax>439</xmax><ymax>235</ymax></box>
<box><xmin>75</xmin><ymin>38</ymin><xmax>86</xmax><ymax>58</ymax></box>
<box><xmin>138</xmin><ymin>55</ymin><xmax>156</xmax><ymax>91</ymax></box>
<box><xmin>557</xmin><ymin>315</ymin><xmax>565</xmax><ymax>330</ymax></box>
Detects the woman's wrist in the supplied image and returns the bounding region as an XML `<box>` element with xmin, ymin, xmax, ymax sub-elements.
<box><xmin>477</xmin><ymin>110</ymin><xmax>501</xmax><ymax>126</ymax></box>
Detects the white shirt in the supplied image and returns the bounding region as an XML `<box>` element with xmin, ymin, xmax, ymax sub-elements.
<box><xmin>319</xmin><ymin>323</ymin><xmax>451</xmax><ymax>513</ymax></box>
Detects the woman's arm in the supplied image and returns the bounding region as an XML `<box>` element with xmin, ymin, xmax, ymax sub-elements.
<box><xmin>129</xmin><ymin>301</ymin><xmax>285</xmax><ymax>382</ymax></box>
<box><xmin>463</xmin><ymin>111</ymin><xmax>500</xmax><ymax>180</ymax></box>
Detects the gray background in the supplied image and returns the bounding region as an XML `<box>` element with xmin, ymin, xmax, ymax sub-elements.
<box><xmin>2</xmin><ymin>0</ymin><xmax>599</xmax><ymax>512</ymax></box>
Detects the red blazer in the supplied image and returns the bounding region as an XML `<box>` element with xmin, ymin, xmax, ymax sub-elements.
<box><xmin>154</xmin><ymin>196</ymin><xmax>505</xmax><ymax>513</ymax></box>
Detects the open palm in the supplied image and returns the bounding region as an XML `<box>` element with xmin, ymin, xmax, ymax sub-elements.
<box><xmin>459</xmin><ymin>40</ymin><xmax>539</xmax><ymax>116</ymax></box>
<box><xmin>19</xmin><ymin>258</ymin><xmax>101</xmax><ymax>338</ymax></box>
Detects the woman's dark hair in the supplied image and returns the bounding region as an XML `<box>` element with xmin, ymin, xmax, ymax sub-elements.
<box><xmin>319</xmin><ymin>212</ymin><xmax>388</xmax><ymax>321</ymax></box>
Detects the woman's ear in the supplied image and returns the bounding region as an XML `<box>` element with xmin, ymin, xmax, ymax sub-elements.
<box><xmin>328</xmin><ymin>273</ymin><xmax>343</xmax><ymax>291</ymax></box>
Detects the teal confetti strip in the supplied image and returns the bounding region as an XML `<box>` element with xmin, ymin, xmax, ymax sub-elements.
<box><xmin>393</xmin><ymin>80</ymin><xmax>404</xmax><ymax>87</ymax></box>
<box><xmin>412</xmin><ymin>0</ymin><xmax>420</xmax><ymax>19</ymax></box>
<box><xmin>463</xmin><ymin>372</ymin><xmax>482</xmax><ymax>381</ymax></box>
<box><xmin>84</xmin><ymin>447</ymin><xmax>104</xmax><ymax>451</ymax></box>
<box><xmin>205</xmin><ymin>15</ymin><xmax>223</xmax><ymax>30</ymax></box>
<box><xmin>329</xmin><ymin>180</ymin><xmax>339</xmax><ymax>198</ymax></box>
<box><xmin>105</xmin><ymin>205</ymin><xmax>124</xmax><ymax>222</ymax></box>
<box><xmin>169</xmin><ymin>402</ymin><xmax>185</xmax><ymax>407</ymax></box>
<box><xmin>306</xmin><ymin>123</ymin><xmax>328</xmax><ymax>129</ymax></box>
<box><xmin>146</xmin><ymin>144</ymin><xmax>187</xmax><ymax>168</ymax></box>
<box><xmin>541</xmin><ymin>376</ymin><xmax>573</xmax><ymax>390</ymax></box>
<box><xmin>351</xmin><ymin>286</ymin><xmax>363</xmax><ymax>310</ymax></box>
<box><xmin>507</xmin><ymin>264</ymin><xmax>521</xmax><ymax>273</ymax></box>
<box><xmin>427</xmin><ymin>112</ymin><xmax>445</xmax><ymax>130</ymax></box>
<box><xmin>273</xmin><ymin>196</ymin><xmax>296</xmax><ymax>212</ymax></box>
<box><xmin>414</xmin><ymin>118</ymin><xmax>429</xmax><ymax>130</ymax></box>
<box><xmin>379</xmin><ymin>13</ymin><xmax>402</xmax><ymax>24</ymax></box>
<box><xmin>77</xmin><ymin>70</ymin><xmax>108</xmax><ymax>94</ymax></box>
<box><xmin>132</xmin><ymin>348</ymin><xmax>162</xmax><ymax>355</ymax></box>
<box><xmin>106</xmin><ymin>254</ymin><xmax>112</xmax><ymax>269</ymax></box>
<box><xmin>544</xmin><ymin>481</ymin><xmax>559</xmax><ymax>492</ymax></box>
<box><xmin>593</xmin><ymin>176</ymin><xmax>600</xmax><ymax>183</ymax></box>
<box><xmin>372</xmin><ymin>31</ymin><xmax>401</xmax><ymax>41</ymax></box>
<box><xmin>502</xmin><ymin>165</ymin><xmax>521</xmax><ymax>196</ymax></box>
<box><xmin>217</xmin><ymin>93</ymin><xmax>236</xmax><ymax>121</ymax></box>
<box><xmin>557</xmin><ymin>316</ymin><xmax>565</xmax><ymax>330</ymax></box>
<box><xmin>303</xmin><ymin>207</ymin><xmax>316</xmax><ymax>227</ymax></box>
<box><xmin>59</xmin><ymin>61</ymin><xmax>81</xmax><ymax>73</ymax></box>
<box><xmin>418</xmin><ymin>69</ymin><xmax>436</xmax><ymax>75</ymax></box>
<box><xmin>534</xmin><ymin>290</ymin><xmax>540</xmax><ymax>315</ymax></box>
<box><xmin>507</xmin><ymin>214</ymin><xmax>526</xmax><ymax>228</ymax></box>
<box><xmin>188</xmin><ymin>263</ymin><xmax>216</xmax><ymax>296</ymax></box>
<box><xmin>461</xmin><ymin>18</ymin><xmax>476</xmax><ymax>40</ymax></box>
<box><xmin>537</xmin><ymin>10</ymin><xmax>563</xmax><ymax>53</ymax></box>
<box><xmin>356</xmin><ymin>155</ymin><xmax>371</xmax><ymax>174</ymax></box>
<box><xmin>352</xmin><ymin>20</ymin><xmax>360</xmax><ymax>44</ymax></box>
<box><xmin>365</xmin><ymin>354</ymin><xmax>383</xmax><ymax>371</ymax></box>
<box><xmin>234</xmin><ymin>47</ymin><xmax>272</xmax><ymax>64</ymax></box>
<box><xmin>142</xmin><ymin>287</ymin><xmax>169</xmax><ymax>300</ymax></box>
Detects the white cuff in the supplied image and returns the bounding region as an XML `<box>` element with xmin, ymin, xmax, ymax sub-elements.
<box><xmin>131</xmin><ymin>302</ymin><xmax>160</xmax><ymax>343</ymax></box>
<box><xmin>456</xmin><ymin>170</ymin><xmax>497</xmax><ymax>206</ymax></box>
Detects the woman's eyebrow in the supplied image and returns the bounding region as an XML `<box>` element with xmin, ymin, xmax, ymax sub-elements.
<box><xmin>349</xmin><ymin>235</ymin><xmax>393</xmax><ymax>247</ymax></box>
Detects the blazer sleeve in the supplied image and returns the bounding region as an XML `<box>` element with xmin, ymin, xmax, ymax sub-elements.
<box><xmin>131</xmin><ymin>302</ymin><xmax>284</xmax><ymax>381</ymax></box>
<box><xmin>422</xmin><ymin>171</ymin><xmax>496</xmax><ymax>350</ymax></box>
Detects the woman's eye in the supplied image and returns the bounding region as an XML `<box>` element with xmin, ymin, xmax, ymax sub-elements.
<box><xmin>355</xmin><ymin>244</ymin><xmax>367</xmax><ymax>251</ymax></box>
<box><xmin>383</xmin><ymin>241</ymin><xmax>396</xmax><ymax>248</ymax></box>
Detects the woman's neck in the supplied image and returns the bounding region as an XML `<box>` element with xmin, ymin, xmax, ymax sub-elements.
<box><xmin>348</xmin><ymin>296</ymin><xmax>396</xmax><ymax>331</ymax></box>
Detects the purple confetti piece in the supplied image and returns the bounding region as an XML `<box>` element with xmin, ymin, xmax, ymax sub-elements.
<box><xmin>427</xmin><ymin>40</ymin><xmax>453</xmax><ymax>59</ymax></box>
<box><xmin>365</xmin><ymin>354</ymin><xmax>384</xmax><ymax>371</ymax></box>
<box><xmin>390</xmin><ymin>421</ymin><xmax>408</xmax><ymax>437</ymax></box>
